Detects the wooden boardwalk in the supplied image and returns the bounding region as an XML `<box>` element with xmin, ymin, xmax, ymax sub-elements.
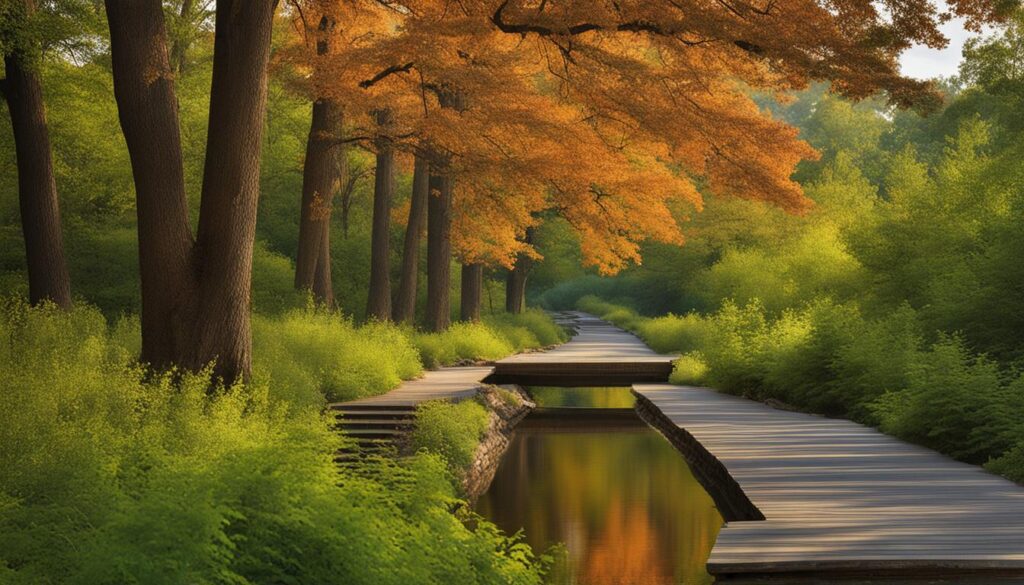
<box><xmin>634</xmin><ymin>383</ymin><xmax>1024</xmax><ymax>577</ymax></box>
<box><xmin>488</xmin><ymin>311</ymin><xmax>675</xmax><ymax>385</ymax></box>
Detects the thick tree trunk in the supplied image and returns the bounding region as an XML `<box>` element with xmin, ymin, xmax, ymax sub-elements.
<box><xmin>460</xmin><ymin>263</ymin><xmax>483</xmax><ymax>322</ymax></box>
<box><xmin>505</xmin><ymin>228</ymin><xmax>535</xmax><ymax>314</ymax></box>
<box><xmin>107</xmin><ymin>0</ymin><xmax>276</xmax><ymax>384</ymax></box>
<box><xmin>366</xmin><ymin>109</ymin><xmax>394</xmax><ymax>320</ymax></box>
<box><xmin>424</xmin><ymin>87</ymin><xmax>465</xmax><ymax>332</ymax></box>
<box><xmin>107</xmin><ymin>0</ymin><xmax>196</xmax><ymax>370</ymax></box>
<box><xmin>425</xmin><ymin>171</ymin><xmax>453</xmax><ymax>332</ymax></box>
<box><xmin>295</xmin><ymin>15</ymin><xmax>340</xmax><ymax>307</ymax></box>
<box><xmin>294</xmin><ymin>97</ymin><xmax>343</xmax><ymax>306</ymax></box>
<box><xmin>393</xmin><ymin>153</ymin><xmax>429</xmax><ymax>324</ymax></box>
<box><xmin>3</xmin><ymin>34</ymin><xmax>72</xmax><ymax>308</ymax></box>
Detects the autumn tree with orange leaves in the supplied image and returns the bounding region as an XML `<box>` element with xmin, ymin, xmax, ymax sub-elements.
<box><xmin>280</xmin><ymin>0</ymin><xmax>1008</xmax><ymax>333</ymax></box>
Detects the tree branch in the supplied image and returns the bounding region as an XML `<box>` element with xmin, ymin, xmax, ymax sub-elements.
<box><xmin>359</xmin><ymin>62</ymin><xmax>415</xmax><ymax>88</ymax></box>
<box><xmin>491</xmin><ymin>0</ymin><xmax>764</xmax><ymax>54</ymax></box>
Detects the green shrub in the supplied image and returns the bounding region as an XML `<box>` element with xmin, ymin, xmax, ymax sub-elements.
<box><xmin>637</xmin><ymin>313</ymin><xmax>715</xmax><ymax>354</ymax></box>
<box><xmin>409</xmin><ymin>399</ymin><xmax>491</xmax><ymax>479</ymax></box>
<box><xmin>0</xmin><ymin>299</ymin><xmax>545</xmax><ymax>585</ymax></box>
<box><xmin>252</xmin><ymin>309</ymin><xmax>422</xmax><ymax>407</ymax></box>
<box><xmin>669</xmin><ymin>353</ymin><xmax>708</xmax><ymax>385</ymax></box>
<box><xmin>250</xmin><ymin>241</ymin><xmax>307</xmax><ymax>315</ymax></box>
<box><xmin>413</xmin><ymin>322</ymin><xmax>513</xmax><ymax>369</ymax></box>
<box><xmin>485</xmin><ymin>308</ymin><xmax>568</xmax><ymax>348</ymax></box>
<box><xmin>871</xmin><ymin>337</ymin><xmax>1024</xmax><ymax>464</ymax></box>
<box><xmin>987</xmin><ymin>442</ymin><xmax>1024</xmax><ymax>484</ymax></box>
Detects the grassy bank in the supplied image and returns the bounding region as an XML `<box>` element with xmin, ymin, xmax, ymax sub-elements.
<box><xmin>578</xmin><ymin>296</ymin><xmax>1024</xmax><ymax>484</ymax></box>
<box><xmin>252</xmin><ymin>307</ymin><xmax>566</xmax><ymax>409</ymax></box>
<box><xmin>0</xmin><ymin>299</ymin><xmax>550</xmax><ymax>584</ymax></box>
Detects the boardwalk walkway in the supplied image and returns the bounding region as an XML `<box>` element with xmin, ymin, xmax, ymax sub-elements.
<box><xmin>635</xmin><ymin>383</ymin><xmax>1024</xmax><ymax>577</ymax></box>
<box><xmin>489</xmin><ymin>311</ymin><xmax>675</xmax><ymax>385</ymax></box>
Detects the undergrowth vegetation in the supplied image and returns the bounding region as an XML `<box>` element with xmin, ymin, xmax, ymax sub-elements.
<box><xmin>252</xmin><ymin>307</ymin><xmax>565</xmax><ymax>405</ymax></box>
<box><xmin>0</xmin><ymin>300</ymin><xmax>547</xmax><ymax>584</ymax></box>
<box><xmin>409</xmin><ymin>399</ymin><xmax>492</xmax><ymax>480</ymax></box>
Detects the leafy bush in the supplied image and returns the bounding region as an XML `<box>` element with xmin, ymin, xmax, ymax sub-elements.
<box><xmin>485</xmin><ymin>308</ymin><xmax>568</xmax><ymax>348</ymax></box>
<box><xmin>409</xmin><ymin>399</ymin><xmax>491</xmax><ymax>479</ymax></box>
<box><xmin>413</xmin><ymin>323</ymin><xmax>514</xmax><ymax>369</ymax></box>
<box><xmin>636</xmin><ymin>312</ymin><xmax>715</xmax><ymax>354</ymax></box>
<box><xmin>871</xmin><ymin>337</ymin><xmax>1024</xmax><ymax>464</ymax></box>
<box><xmin>252</xmin><ymin>309</ymin><xmax>422</xmax><ymax>407</ymax></box>
<box><xmin>669</xmin><ymin>353</ymin><xmax>708</xmax><ymax>385</ymax></box>
<box><xmin>414</xmin><ymin>311</ymin><xmax>566</xmax><ymax>369</ymax></box>
<box><xmin>0</xmin><ymin>299</ymin><xmax>545</xmax><ymax>585</ymax></box>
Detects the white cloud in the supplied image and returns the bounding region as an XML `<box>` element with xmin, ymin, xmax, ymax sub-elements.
<box><xmin>899</xmin><ymin>17</ymin><xmax>976</xmax><ymax>80</ymax></box>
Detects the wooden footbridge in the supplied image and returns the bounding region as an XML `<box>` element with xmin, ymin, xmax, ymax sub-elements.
<box><xmin>331</xmin><ymin>311</ymin><xmax>1024</xmax><ymax>579</ymax></box>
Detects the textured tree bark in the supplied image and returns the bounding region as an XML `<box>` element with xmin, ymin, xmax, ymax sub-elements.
<box><xmin>311</xmin><ymin>207</ymin><xmax>334</xmax><ymax>307</ymax></box>
<box><xmin>425</xmin><ymin>171</ymin><xmax>453</xmax><ymax>332</ymax></box>
<box><xmin>294</xmin><ymin>97</ymin><xmax>343</xmax><ymax>306</ymax></box>
<box><xmin>393</xmin><ymin>153</ymin><xmax>430</xmax><ymax>324</ymax></box>
<box><xmin>366</xmin><ymin>109</ymin><xmax>394</xmax><ymax>320</ymax></box>
<box><xmin>2</xmin><ymin>18</ymin><xmax>73</xmax><ymax>308</ymax></box>
<box><xmin>107</xmin><ymin>0</ymin><xmax>276</xmax><ymax>384</ymax></box>
<box><xmin>424</xmin><ymin>87</ymin><xmax>465</xmax><ymax>332</ymax></box>
<box><xmin>295</xmin><ymin>15</ymin><xmax>340</xmax><ymax>307</ymax></box>
<box><xmin>460</xmin><ymin>263</ymin><xmax>483</xmax><ymax>322</ymax></box>
<box><xmin>505</xmin><ymin>228</ymin><xmax>536</xmax><ymax>314</ymax></box>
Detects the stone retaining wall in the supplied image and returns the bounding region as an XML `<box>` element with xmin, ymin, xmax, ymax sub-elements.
<box><xmin>462</xmin><ymin>385</ymin><xmax>534</xmax><ymax>501</ymax></box>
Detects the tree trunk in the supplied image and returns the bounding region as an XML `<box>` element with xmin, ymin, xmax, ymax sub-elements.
<box><xmin>505</xmin><ymin>228</ymin><xmax>536</xmax><ymax>314</ymax></box>
<box><xmin>295</xmin><ymin>15</ymin><xmax>341</xmax><ymax>307</ymax></box>
<box><xmin>294</xmin><ymin>97</ymin><xmax>342</xmax><ymax>306</ymax></box>
<box><xmin>425</xmin><ymin>171</ymin><xmax>452</xmax><ymax>332</ymax></box>
<box><xmin>311</xmin><ymin>208</ymin><xmax>334</xmax><ymax>307</ymax></box>
<box><xmin>106</xmin><ymin>0</ymin><xmax>277</xmax><ymax>384</ymax></box>
<box><xmin>424</xmin><ymin>87</ymin><xmax>465</xmax><ymax>332</ymax></box>
<box><xmin>460</xmin><ymin>263</ymin><xmax>482</xmax><ymax>322</ymax></box>
<box><xmin>366</xmin><ymin>109</ymin><xmax>394</xmax><ymax>320</ymax></box>
<box><xmin>2</xmin><ymin>0</ymin><xmax>72</xmax><ymax>309</ymax></box>
<box><xmin>393</xmin><ymin>153</ymin><xmax>429</xmax><ymax>324</ymax></box>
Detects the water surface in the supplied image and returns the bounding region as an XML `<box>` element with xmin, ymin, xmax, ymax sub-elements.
<box><xmin>476</xmin><ymin>388</ymin><xmax>723</xmax><ymax>585</ymax></box>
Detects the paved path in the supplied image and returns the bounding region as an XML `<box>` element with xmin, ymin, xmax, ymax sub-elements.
<box><xmin>634</xmin><ymin>383</ymin><xmax>1024</xmax><ymax>577</ymax></box>
<box><xmin>490</xmin><ymin>311</ymin><xmax>675</xmax><ymax>385</ymax></box>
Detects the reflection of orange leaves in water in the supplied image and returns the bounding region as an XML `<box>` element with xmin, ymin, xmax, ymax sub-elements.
<box><xmin>582</xmin><ymin>500</ymin><xmax>672</xmax><ymax>585</ymax></box>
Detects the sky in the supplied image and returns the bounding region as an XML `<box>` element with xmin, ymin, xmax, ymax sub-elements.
<box><xmin>899</xmin><ymin>18</ymin><xmax>979</xmax><ymax>80</ymax></box>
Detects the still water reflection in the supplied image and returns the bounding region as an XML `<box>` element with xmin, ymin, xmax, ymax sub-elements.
<box><xmin>475</xmin><ymin>388</ymin><xmax>723</xmax><ymax>585</ymax></box>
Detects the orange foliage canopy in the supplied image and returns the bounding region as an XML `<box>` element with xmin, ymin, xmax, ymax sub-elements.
<box><xmin>279</xmin><ymin>0</ymin><xmax>1006</xmax><ymax>273</ymax></box>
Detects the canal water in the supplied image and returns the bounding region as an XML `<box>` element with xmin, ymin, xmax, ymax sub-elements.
<box><xmin>475</xmin><ymin>387</ymin><xmax>724</xmax><ymax>585</ymax></box>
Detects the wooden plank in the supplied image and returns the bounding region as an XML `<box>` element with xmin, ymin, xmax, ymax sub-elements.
<box><xmin>634</xmin><ymin>383</ymin><xmax>1024</xmax><ymax>577</ymax></box>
